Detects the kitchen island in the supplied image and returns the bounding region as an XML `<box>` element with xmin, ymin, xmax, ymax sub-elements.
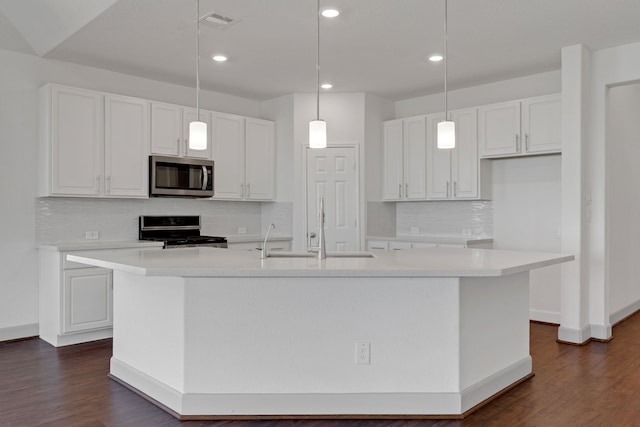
<box><xmin>68</xmin><ymin>247</ymin><xmax>573</xmax><ymax>420</ymax></box>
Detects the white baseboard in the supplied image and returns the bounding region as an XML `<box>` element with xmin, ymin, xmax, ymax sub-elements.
<box><xmin>0</xmin><ymin>323</ymin><xmax>39</xmax><ymax>342</ymax></box>
<box><xmin>529</xmin><ymin>309</ymin><xmax>560</xmax><ymax>324</ymax></box>
<box><xmin>110</xmin><ymin>356</ymin><xmax>532</xmax><ymax>417</ymax></box>
<box><xmin>610</xmin><ymin>299</ymin><xmax>640</xmax><ymax>325</ymax></box>
<box><xmin>557</xmin><ymin>324</ymin><xmax>591</xmax><ymax>344</ymax></box>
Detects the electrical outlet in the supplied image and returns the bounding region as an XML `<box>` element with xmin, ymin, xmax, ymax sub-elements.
<box><xmin>355</xmin><ymin>342</ymin><xmax>370</xmax><ymax>365</ymax></box>
<box><xmin>410</xmin><ymin>227</ymin><xmax>420</xmax><ymax>234</ymax></box>
<box><xmin>462</xmin><ymin>229</ymin><xmax>472</xmax><ymax>236</ymax></box>
<box><xmin>237</xmin><ymin>226</ymin><xmax>247</xmax><ymax>234</ymax></box>
<box><xmin>85</xmin><ymin>231</ymin><xmax>99</xmax><ymax>240</ymax></box>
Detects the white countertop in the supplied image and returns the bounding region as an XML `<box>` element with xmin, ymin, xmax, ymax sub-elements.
<box><xmin>38</xmin><ymin>240</ymin><xmax>165</xmax><ymax>251</ymax></box>
<box><xmin>225</xmin><ymin>234</ymin><xmax>292</xmax><ymax>243</ymax></box>
<box><xmin>367</xmin><ymin>235</ymin><xmax>493</xmax><ymax>244</ymax></box>
<box><xmin>68</xmin><ymin>246</ymin><xmax>573</xmax><ymax>278</ymax></box>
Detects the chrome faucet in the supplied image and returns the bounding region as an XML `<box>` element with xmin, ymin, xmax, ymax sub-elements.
<box><xmin>317</xmin><ymin>197</ymin><xmax>326</xmax><ymax>260</ymax></box>
<box><xmin>261</xmin><ymin>223</ymin><xmax>276</xmax><ymax>259</ymax></box>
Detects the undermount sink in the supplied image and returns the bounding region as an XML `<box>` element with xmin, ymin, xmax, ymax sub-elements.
<box><xmin>267</xmin><ymin>251</ymin><xmax>376</xmax><ymax>258</ymax></box>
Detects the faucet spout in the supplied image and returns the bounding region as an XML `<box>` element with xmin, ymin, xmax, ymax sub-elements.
<box><xmin>317</xmin><ymin>197</ymin><xmax>326</xmax><ymax>260</ymax></box>
<box><xmin>261</xmin><ymin>223</ymin><xmax>276</xmax><ymax>259</ymax></box>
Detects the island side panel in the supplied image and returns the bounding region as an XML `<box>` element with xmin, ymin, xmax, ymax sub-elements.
<box><xmin>110</xmin><ymin>271</ymin><xmax>187</xmax><ymax>398</ymax></box>
<box><xmin>459</xmin><ymin>272</ymin><xmax>532</xmax><ymax>411</ymax></box>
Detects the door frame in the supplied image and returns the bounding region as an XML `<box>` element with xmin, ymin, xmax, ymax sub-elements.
<box><xmin>294</xmin><ymin>143</ymin><xmax>363</xmax><ymax>251</ymax></box>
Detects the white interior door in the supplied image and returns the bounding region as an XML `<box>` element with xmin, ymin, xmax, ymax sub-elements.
<box><xmin>306</xmin><ymin>147</ymin><xmax>359</xmax><ymax>251</ymax></box>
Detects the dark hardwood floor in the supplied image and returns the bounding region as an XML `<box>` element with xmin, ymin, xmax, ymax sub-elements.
<box><xmin>2</xmin><ymin>315</ymin><xmax>640</xmax><ymax>427</ymax></box>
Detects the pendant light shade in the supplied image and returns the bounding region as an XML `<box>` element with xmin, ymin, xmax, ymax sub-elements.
<box><xmin>437</xmin><ymin>0</ymin><xmax>455</xmax><ymax>149</ymax></box>
<box><xmin>189</xmin><ymin>120</ymin><xmax>207</xmax><ymax>150</ymax></box>
<box><xmin>437</xmin><ymin>120</ymin><xmax>456</xmax><ymax>149</ymax></box>
<box><xmin>309</xmin><ymin>119</ymin><xmax>327</xmax><ymax>149</ymax></box>
<box><xmin>189</xmin><ymin>0</ymin><xmax>207</xmax><ymax>151</ymax></box>
<box><xmin>309</xmin><ymin>0</ymin><xmax>327</xmax><ymax>149</ymax></box>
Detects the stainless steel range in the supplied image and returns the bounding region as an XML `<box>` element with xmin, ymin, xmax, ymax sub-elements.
<box><xmin>138</xmin><ymin>215</ymin><xmax>227</xmax><ymax>248</ymax></box>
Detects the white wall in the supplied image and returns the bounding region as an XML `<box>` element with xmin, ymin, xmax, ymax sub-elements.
<box><xmin>0</xmin><ymin>48</ymin><xmax>263</xmax><ymax>340</ymax></box>
<box><xmin>492</xmin><ymin>156</ymin><xmax>562</xmax><ymax>323</ymax></box>
<box><xmin>606</xmin><ymin>82</ymin><xmax>640</xmax><ymax>323</ymax></box>
<box><xmin>395</xmin><ymin>70</ymin><xmax>561</xmax><ymax>118</ymax></box>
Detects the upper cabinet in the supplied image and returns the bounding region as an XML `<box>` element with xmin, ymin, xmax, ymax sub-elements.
<box><xmin>479</xmin><ymin>94</ymin><xmax>561</xmax><ymax>158</ymax></box>
<box><xmin>426</xmin><ymin>108</ymin><xmax>489</xmax><ymax>200</ymax></box>
<box><xmin>150</xmin><ymin>102</ymin><xmax>212</xmax><ymax>160</ymax></box>
<box><xmin>38</xmin><ymin>85</ymin><xmax>149</xmax><ymax>198</ymax></box>
<box><xmin>211</xmin><ymin>113</ymin><xmax>276</xmax><ymax>201</ymax></box>
<box><xmin>382</xmin><ymin>117</ymin><xmax>427</xmax><ymax>201</ymax></box>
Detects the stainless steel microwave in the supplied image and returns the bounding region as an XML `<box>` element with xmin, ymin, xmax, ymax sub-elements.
<box><xmin>149</xmin><ymin>155</ymin><xmax>214</xmax><ymax>197</ymax></box>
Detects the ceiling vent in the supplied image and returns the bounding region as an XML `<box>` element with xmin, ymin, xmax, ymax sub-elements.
<box><xmin>200</xmin><ymin>11</ymin><xmax>240</xmax><ymax>30</ymax></box>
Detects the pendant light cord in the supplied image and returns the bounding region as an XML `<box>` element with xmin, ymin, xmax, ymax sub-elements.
<box><xmin>196</xmin><ymin>0</ymin><xmax>200</xmax><ymax>117</ymax></box>
<box><xmin>444</xmin><ymin>0</ymin><xmax>448</xmax><ymax>120</ymax></box>
<box><xmin>316</xmin><ymin>0</ymin><xmax>320</xmax><ymax>121</ymax></box>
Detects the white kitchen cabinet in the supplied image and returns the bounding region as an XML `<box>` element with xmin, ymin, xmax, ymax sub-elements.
<box><xmin>522</xmin><ymin>94</ymin><xmax>562</xmax><ymax>154</ymax></box>
<box><xmin>63</xmin><ymin>267</ymin><xmax>113</xmax><ymax>334</ymax></box>
<box><xmin>479</xmin><ymin>94</ymin><xmax>561</xmax><ymax>158</ymax></box>
<box><xmin>38</xmin><ymin>84</ymin><xmax>103</xmax><ymax>196</ymax></box>
<box><xmin>39</xmin><ymin>85</ymin><xmax>149</xmax><ymax>198</ymax></box>
<box><xmin>367</xmin><ymin>238</ymin><xmax>493</xmax><ymax>250</ymax></box>
<box><xmin>382</xmin><ymin>117</ymin><xmax>427</xmax><ymax>201</ymax></box>
<box><xmin>104</xmin><ymin>94</ymin><xmax>149</xmax><ymax>197</ymax></box>
<box><xmin>151</xmin><ymin>102</ymin><xmax>212</xmax><ymax>159</ymax></box>
<box><xmin>212</xmin><ymin>113</ymin><xmax>276</xmax><ymax>201</ymax></box>
<box><xmin>245</xmin><ymin>118</ymin><xmax>276</xmax><ymax>200</ymax></box>
<box><xmin>426</xmin><ymin>108</ymin><xmax>490</xmax><ymax>200</ymax></box>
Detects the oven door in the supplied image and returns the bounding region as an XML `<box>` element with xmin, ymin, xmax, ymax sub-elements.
<box><xmin>150</xmin><ymin>156</ymin><xmax>214</xmax><ymax>197</ymax></box>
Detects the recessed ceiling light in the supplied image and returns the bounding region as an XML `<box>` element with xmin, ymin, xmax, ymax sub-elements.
<box><xmin>212</xmin><ymin>54</ymin><xmax>228</xmax><ymax>62</ymax></box>
<box><xmin>321</xmin><ymin>83</ymin><xmax>333</xmax><ymax>89</ymax></box>
<box><xmin>321</xmin><ymin>9</ymin><xmax>340</xmax><ymax>18</ymax></box>
<box><xmin>429</xmin><ymin>55</ymin><xmax>444</xmax><ymax>62</ymax></box>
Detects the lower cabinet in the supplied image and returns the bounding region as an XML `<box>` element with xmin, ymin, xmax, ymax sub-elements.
<box><xmin>367</xmin><ymin>239</ymin><xmax>492</xmax><ymax>251</ymax></box>
<box><xmin>39</xmin><ymin>247</ymin><xmax>145</xmax><ymax>347</ymax></box>
<box><xmin>62</xmin><ymin>268</ymin><xmax>112</xmax><ymax>334</ymax></box>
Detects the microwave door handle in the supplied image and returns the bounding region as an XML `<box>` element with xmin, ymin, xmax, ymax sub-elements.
<box><xmin>201</xmin><ymin>165</ymin><xmax>208</xmax><ymax>190</ymax></box>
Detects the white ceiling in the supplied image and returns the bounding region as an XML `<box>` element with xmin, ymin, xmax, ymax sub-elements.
<box><xmin>2</xmin><ymin>0</ymin><xmax>640</xmax><ymax>101</ymax></box>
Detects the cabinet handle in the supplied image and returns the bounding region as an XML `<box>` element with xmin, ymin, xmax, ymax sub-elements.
<box><xmin>525</xmin><ymin>133</ymin><xmax>529</xmax><ymax>151</ymax></box>
<box><xmin>405</xmin><ymin>183</ymin><xmax>408</xmax><ymax>197</ymax></box>
<box><xmin>247</xmin><ymin>183</ymin><xmax>251</xmax><ymax>197</ymax></box>
<box><xmin>446</xmin><ymin>181</ymin><xmax>450</xmax><ymax>198</ymax></box>
<box><xmin>453</xmin><ymin>181</ymin><xmax>457</xmax><ymax>198</ymax></box>
<box><xmin>240</xmin><ymin>183</ymin><xmax>244</xmax><ymax>197</ymax></box>
<box><xmin>515</xmin><ymin>134</ymin><xmax>520</xmax><ymax>151</ymax></box>
<box><xmin>96</xmin><ymin>176</ymin><xmax>100</xmax><ymax>194</ymax></box>
<box><xmin>399</xmin><ymin>183</ymin><xmax>402</xmax><ymax>198</ymax></box>
<box><xmin>107</xmin><ymin>176</ymin><xmax>111</xmax><ymax>194</ymax></box>
<box><xmin>184</xmin><ymin>139</ymin><xmax>188</xmax><ymax>156</ymax></box>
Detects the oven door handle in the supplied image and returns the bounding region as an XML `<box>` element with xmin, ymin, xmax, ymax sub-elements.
<box><xmin>201</xmin><ymin>166</ymin><xmax>208</xmax><ymax>191</ymax></box>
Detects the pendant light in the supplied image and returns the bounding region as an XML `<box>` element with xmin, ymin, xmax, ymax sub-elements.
<box><xmin>309</xmin><ymin>0</ymin><xmax>327</xmax><ymax>149</ymax></box>
<box><xmin>437</xmin><ymin>0</ymin><xmax>455</xmax><ymax>149</ymax></box>
<box><xmin>189</xmin><ymin>0</ymin><xmax>207</xmax><ymax>151</ymax></box>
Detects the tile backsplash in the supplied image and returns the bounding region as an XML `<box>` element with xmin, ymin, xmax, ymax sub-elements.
<box><xmin>35</xmin><ymin>197</ymin><xmax>264</xmax><ymax>243</ymax></box>
<box><xmin>395</xmin><ymin>200</ymin><xmax>493</xmax><ymax>237</ymax></box>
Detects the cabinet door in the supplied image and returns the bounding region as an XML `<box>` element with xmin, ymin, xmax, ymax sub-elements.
<box><xmin>382</xmin><ymin>120</ymin><xmax>404</xmax><ymax>200</ymax></box>
<box><xmin>63</xmin><ymin>268</ymin><xmax>113</xmax><ymax>334</ymax></box>
<box><xmin>451</xmin><ymin>108</ymin><xmax>479</xmax><ymax>199</ymax></box>
<box><xmin>522</xmin><ymin>94</ymin><xmax>562</xmax><ymax>154</ymax></box>
<box><xmin>51</xmin><ymin>86</ymin><xmax>103</xmax><ymax>196</ymax></box>
<box><xmin>426</xmin><ymin>113</ymin><xmax>451</xmax><ymax>200</ymax></box>
<box><xmin>478</xmin><ymin>101</ymin><xmax>521</xmax><ymax>157</ymax></box>
<box><xmin>212</xmin><ymin>113</ymin><xmax>245</xmax><ymax>199</ymax></box>
<box><xmin>151</xmin><ymin>102</ymin><xmax>182</xmax><ymax>156</ymax></box>
<box><xmin>183</xmin><ymin>108</ymin><xmax>212</xmax><ymax>159</ymax></box>
<box><xmin>245</xmin><ymin>118</ymin><xmax>275</xmax><ymax>200</ymax></box>
<box><xmin>403</xmin><ymin>116</ymin><xmax>427</xmax><ymax>200</ymax></box>
<box><xmin>104</xmin><ymin>95</ymin><xmax>149</xmax><ymax>198</ymax></box>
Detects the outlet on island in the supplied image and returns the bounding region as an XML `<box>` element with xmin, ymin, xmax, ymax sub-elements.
<box><xmin>85</xmin><ymin>231</ymin><xmax>100</xmax><ymax>240</ymax></box>
<box><xmin>237</xmin><ymin>226</ymin><xmax>247</xmax><ymax>234</ymax></box>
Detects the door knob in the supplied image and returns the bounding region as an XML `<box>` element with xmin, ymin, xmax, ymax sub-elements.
<box><xmin>309</xmin><ymin>232</ymin><xmax>317</xmax><ymax>238</ymax></box>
